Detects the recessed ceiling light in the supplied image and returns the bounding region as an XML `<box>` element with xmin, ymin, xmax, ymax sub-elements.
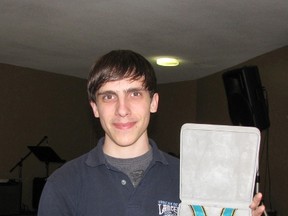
<box><xmin>156</xmin><ymin>57</ymin><xmax>179</xmax><ymax>66</ymax></box>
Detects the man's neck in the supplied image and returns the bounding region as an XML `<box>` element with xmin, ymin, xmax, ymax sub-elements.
<box><xmin>103</xmin><ymin>136</ymin><xmax>151</xmax><ymax>159</ymax></box>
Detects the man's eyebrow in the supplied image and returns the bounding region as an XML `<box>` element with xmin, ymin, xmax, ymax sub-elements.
<box><xmin>96</xmin><ymin>90</ymin><xmax>116</xmax><ymax>97</ymax></box>
<box><xmin>126</xmin><ymin>87</ymin><xmax>146</xmax><ymax>93</ymax></box>
<box><xmin>97</xmin><ymin>87</ymin><xmax>145</xmax><ymax>96</ymax></box>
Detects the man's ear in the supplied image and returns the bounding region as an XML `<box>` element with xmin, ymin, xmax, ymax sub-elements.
<box><xmin>90</xmin><ymin>101</ymin><xmax>100</xmax><ymax>118</ymax></box>
<box><xmin>150</xmin><ymin>93</ymin><xmax>159</xmax><ymax>113</ymax></box>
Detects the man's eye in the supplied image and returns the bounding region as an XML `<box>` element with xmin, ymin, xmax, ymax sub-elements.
<box><xmin>131</xmin><ymin>91</ymin><xmax>142</xmax><ymax>97</ymax></box>
<box><xmin>103</xmin><ymin>94</ymin><xmax>114</xmax><ymax>101</ymax></box>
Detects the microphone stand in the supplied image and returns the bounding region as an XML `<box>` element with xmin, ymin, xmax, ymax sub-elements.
<box><xmin>9</xmin><ymin>136</ymin><xmax>48</xmax><ymax>181</ymax></box>
<box><xmin>8</xmin><ymin>136</ymin><xmax>48</xmax><ymax>213</ymax></box>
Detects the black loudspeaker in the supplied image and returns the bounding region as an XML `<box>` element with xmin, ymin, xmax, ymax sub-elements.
<box><xmin>0</xmin><ymin>181</ymin><xmax>22</xmax><ymax>215</ymax></box>
<box><xmin>222</xmin><ymin>66</ymin><xmax>270</xmax><ymax>131</ymax></box>
<box><xmin>33</xmin><ymin>177</ymin><xmax>46</xmax><ymax>210</ymax></box>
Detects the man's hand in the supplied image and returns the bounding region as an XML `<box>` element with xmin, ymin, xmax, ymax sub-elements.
<box><xmin>250</xmin><ymin>193</ymin><xmax>266</xmax><ymax>216</ymax></box>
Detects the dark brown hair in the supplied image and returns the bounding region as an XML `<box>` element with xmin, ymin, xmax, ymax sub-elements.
<box><xmin>87</xmin><ymin>50</ymin><xmax>157</xmax><ymax>102</ymax></box>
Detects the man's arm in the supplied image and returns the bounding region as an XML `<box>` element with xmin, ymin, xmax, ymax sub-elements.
<box><xmin>37</xmin><ymin>181</ymin><xmax>74</xmax><ymax>216</ymax></box>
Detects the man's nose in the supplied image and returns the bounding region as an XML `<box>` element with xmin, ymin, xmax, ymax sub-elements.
<box><xmin>115</xmin><ymin>97</ymin><xmax>131</xmax><ymax>117</ymax></box>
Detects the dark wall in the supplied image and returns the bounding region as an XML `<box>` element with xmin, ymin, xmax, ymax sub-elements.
<box><xmin>151</xmin><ymin>80</ymin><xmax>197</xmax><ymax>156</ymax></box>
<box><xmin>0</xmin><ymin>63</ymin><xmax>95</xmax><ymax>209</ymax></box>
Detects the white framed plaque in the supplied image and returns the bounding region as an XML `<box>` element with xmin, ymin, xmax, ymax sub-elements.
<box><xmin>179</xmin><ymin>123</ymin><xmax>260</xmax><ymax>216</ymax></box>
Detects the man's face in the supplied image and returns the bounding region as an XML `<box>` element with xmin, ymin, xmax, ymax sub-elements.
<box><xmin>90</xmin><ymin>77</ymin><xmax>159</xmax><ymax>151</ymax></box>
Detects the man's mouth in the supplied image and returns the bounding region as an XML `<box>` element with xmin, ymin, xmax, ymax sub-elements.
<box><xmin>113</xmin><ymin>122</ymin><xmax>136</xmax><ymax>130</ymax></box>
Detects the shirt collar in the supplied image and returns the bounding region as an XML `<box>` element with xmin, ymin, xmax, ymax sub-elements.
<box><xmin>85</xmin><ymin>137</ymin><xmax>168</xmax><ymax>167</ymax></box>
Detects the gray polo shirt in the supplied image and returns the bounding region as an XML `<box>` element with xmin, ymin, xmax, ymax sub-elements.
<box><xmin>38</xmin><ymin>138</ymin><xmax>180</xmax><ymax>216</ymax></box>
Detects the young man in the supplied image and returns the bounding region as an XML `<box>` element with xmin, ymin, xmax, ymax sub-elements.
<box><xmin>38</xmin><ymin>50</ymin><xmax>265</xmax><ymax>216</ymax></box>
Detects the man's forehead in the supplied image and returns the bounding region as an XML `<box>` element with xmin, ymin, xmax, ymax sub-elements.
<box><xmin>98</xmin><ymin>77</ymin><xmax>145</xmax><ymax>92</ymax></box>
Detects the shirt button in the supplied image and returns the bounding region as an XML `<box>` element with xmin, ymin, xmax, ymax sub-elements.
<box><xmin>121</xmin><ymin>180</ymin><xmax>127</xmax><ymax>185</ymax></box>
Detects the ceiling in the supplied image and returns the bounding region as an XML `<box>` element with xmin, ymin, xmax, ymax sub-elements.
<box><xmin>0</xmin><ymin>0</ymin><xmax>287</xmax><ymax>84</ymax></box>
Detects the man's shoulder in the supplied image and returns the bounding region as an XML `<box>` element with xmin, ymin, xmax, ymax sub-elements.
<box><xmin>47</xmin><ymin>152</ymin><xmax>89</xmax><ymax>183</ymax></box>
<box><xmin>158</xmin><ymin>150</ymin><xmax>180</xmax><ymax>173</ymax></box>
<box><xmin>161</xmin><ymin>151</ymin><xmax>180</xmax><ymax>163</ymax></box>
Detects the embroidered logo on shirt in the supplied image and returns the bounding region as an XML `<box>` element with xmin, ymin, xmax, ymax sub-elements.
<box><xmin>158</xmin><ymin>200</ymin><xmax>179</xmax><ymax>216</ymax></box>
